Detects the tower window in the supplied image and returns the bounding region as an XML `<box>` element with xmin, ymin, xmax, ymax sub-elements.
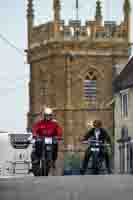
<box><xmin>84</xmin><ymin>72</ymin><xmax>97</xmax><ymax>101</ymax></box>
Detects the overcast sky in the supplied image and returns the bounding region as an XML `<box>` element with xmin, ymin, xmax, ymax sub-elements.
<box><xmin>0</xmin><ymin>0</ymin><xmax>132</xmax><ymax>133</ymax></box>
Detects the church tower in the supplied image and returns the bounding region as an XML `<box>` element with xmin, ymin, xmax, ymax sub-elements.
<box><xmin>26</xmin><ymin>0</ymin><xmax>131</xmax><ymax>151</ymax></box>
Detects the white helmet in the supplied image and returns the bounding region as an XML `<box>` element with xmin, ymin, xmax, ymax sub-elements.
<box><xmin>44</xmin><ymin>107</ymin><xmax>53</xmax><ymax>115</ymax></box>
<box><xmin>42</xmin><ymin>106</ymin><xmax>53</xmax><ymax>121</ymax></box>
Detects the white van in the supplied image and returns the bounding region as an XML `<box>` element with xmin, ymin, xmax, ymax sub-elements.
<box><xmin>0</xmin><ymin>133</ymin><xmax>32</xmax><ymax>176</ymax></box>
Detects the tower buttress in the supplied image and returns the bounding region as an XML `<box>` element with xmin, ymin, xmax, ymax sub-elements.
<box><xmin>27</xmin><ymin>0</ymin><xmax>34</xmax><ymax>48</ymax></box>
<box><xmin>95</xmin><ymin>0</ymin><xmax>103</xmax><ymax>25</ymax></box>
<box><xmin>123</xmin><ymin>0</ymin><xmax>131</xmax><ymax>42</ymax></box>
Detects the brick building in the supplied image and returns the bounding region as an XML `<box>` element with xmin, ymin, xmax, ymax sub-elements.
<box><xmin>26</xmin><ymin>0</ymin><xmax>131</xmax><ymax>147</ymax></box>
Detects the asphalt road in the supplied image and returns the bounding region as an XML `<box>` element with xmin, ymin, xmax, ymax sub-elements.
<box><xmin>0</xmin><ymin>175</ymin><xmax>133</xmax><ymax>200</ymax></box>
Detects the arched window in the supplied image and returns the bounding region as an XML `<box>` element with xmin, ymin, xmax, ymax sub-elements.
<box><xmin>84</xmin><ymin>71</ymin><xmax>97</xmax><ymax>102</ymax></box>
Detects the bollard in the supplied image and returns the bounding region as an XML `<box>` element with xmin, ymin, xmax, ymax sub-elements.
<box><xmin>119</xmin><ymin>142</ymin><xmax>125</xmax><ymax>174</ymax></box>
<box><xmin>127</xmin><ymin>142</ymin><xmax>131</xmax><ymax>173</ymax></box>
<box><xmin>129</xmin><ymin>141</ymin><xmax>133</xmax><ymax>173</ymax></box>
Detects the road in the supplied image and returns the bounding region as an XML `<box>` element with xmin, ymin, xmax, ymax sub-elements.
<box><xmin>0</xmin><ymin>175</ymin><xmax>133</xmax><ymax>200</ymax></box>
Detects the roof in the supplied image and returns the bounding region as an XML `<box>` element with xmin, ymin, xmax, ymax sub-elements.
<box><xmin>114</xmin><ymin>56</ymin><xmax>133</xmax><ymax>92</ymax></box>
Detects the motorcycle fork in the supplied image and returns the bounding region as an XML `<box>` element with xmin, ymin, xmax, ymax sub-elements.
<box><xmin>43</xmin><ymin>144</ymin><xmax>54</xmax><ymax>176</ymax></box>
<box><xmin>40</xmin><ymin>140</ymin><xmax>46</xmax><ymax>176</ymax></box>
<box><xmin>92</xmin><ymin>151</ymin><xmax>100</xmax><ymax>173</ymax></box>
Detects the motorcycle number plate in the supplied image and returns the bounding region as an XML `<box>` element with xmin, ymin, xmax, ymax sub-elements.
<box><xmin>45</xmin><ymin>137</ymin><xmax>52</xmax><ymax>144</ymax></box>
<box><xmin>91</xmin><ymin>148</ymin><xmax>99</xmax><ymax>152</ymax></box>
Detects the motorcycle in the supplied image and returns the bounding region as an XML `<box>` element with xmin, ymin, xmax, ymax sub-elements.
<box><xmin>82</xmin><ymin>139</ymin><xmax>110</xmax><ymax>174</ymax></box>
<box><xmin>31</xmin><ymin>136</ymin><xmax>63</xmax><ymax>176</ymax></box>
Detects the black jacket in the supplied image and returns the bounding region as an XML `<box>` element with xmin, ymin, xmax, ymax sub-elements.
<box><xmin>83</xmin><ymin>128</ymin><xmax>111</xmax><ymax>144</ymax></box>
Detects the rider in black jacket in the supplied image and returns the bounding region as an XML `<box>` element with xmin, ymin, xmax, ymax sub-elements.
<box><xmin>80</xmin><ymin>120</ymin><xmax>112</xmax><ymax>174</ymax></box>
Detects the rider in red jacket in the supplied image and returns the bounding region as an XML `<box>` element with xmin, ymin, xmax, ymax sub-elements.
<box><xmin>31</xmin><ymin>106</ymin><xmax>63</xmax><ymax>168</ymax></box>
<box><xmin>32</xmin><ymin>114</ymin><xmax>62</xmax><ymax>140</ymax></box>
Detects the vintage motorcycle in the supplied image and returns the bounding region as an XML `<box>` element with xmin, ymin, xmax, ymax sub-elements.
<box><xmin>82</xmin><ymin>139</ymin><xmax>110</xmax><ymax>174</ymax></box>
<box><xmin>31</xmin><ymin>136</ymin><xmax>63</xmax><ymax>176</ymax></box>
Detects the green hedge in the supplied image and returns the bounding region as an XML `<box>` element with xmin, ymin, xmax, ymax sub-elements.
<box><xmin>64</xmin><ymin>152</ymin><xmax>81</xmax><ymax>171</ymax></box>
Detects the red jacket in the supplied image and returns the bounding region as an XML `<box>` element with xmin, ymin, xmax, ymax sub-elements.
<box><xmin>32</xmin><ymin>120</ymin><xmax>62</xmax><ymax>140</ymax></box>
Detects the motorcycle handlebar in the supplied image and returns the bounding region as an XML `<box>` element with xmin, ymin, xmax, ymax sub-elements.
<box><xmin>81</xmin><ymin>139</ymin><xmax>110</xmax><ymax>146</ymax></box>
<box><xmin>28</xmin><ymin>136</ymin><xmax>64</xmax><ymax>144</ymax></box>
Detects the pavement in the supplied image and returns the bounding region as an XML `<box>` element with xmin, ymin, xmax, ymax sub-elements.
<box><xmin>0</xmin><ymin>175</ymin><xmax>133</xmax><ymax>200</ymax></box>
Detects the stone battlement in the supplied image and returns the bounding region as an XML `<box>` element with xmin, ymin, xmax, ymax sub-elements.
<box><xmin>30</xmin><ymin>19</ymin><xmax>128</xmax><ymax>47</ymax></box>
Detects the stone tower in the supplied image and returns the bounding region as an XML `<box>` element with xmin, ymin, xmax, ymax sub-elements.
<box><xmin>26</xmin><ymin>0</ymin><xmax>131</xmax><ymax>146</ymax></box>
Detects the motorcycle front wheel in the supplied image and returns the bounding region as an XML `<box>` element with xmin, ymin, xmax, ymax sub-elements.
<box><xmin>41</xmin><ymin>160</ymin><xmax>47</xmax><ymax>176</ymax></box>
<box><xmin>91</xmin><ymin>152</ymin><xmax>102</xmax><ymax>174</ymax></box>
